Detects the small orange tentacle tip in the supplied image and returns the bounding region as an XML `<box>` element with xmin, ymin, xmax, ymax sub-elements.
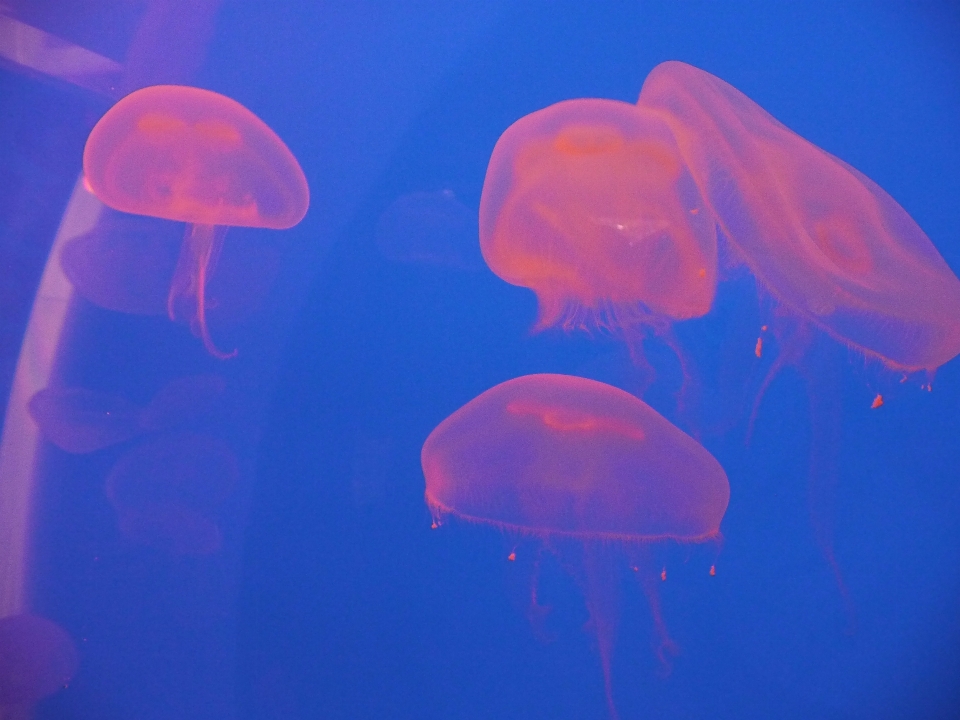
<box><xmin>709</xmin><ymin>565</ymin><xmax>716</xmax><ymax>576</ymax></box>
<box><xmin>507</xmin><ymin>551</ymin><xmax>516</xmax><ymax>562</ymax></box>
<box><xmin>754</xmin><ymin>336</ymin><xmax>763</xmax><ymax>358</ymax></box>
<box><xmin>660</xmin><ymin>568</ymin><xmax>667</xmax><ymax>581</ymax></box>
<box><xmin>430</xmin><ymin>521</ymin><xmax>438</xmax><ymax>530</ymax></box>
<box><xmin>871</xmin><ymin>393</ymin><xmax>884</xmax><ymax>409</ymax></box>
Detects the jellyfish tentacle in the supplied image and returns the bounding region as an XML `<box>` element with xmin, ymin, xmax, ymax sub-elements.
<box><xmin>633</xmin><ymin>545</ymin><xmax>679</xmax><ymax>676</ymax></box>
<box><xmin>194</xmin><ymin>225</ymin><xmax>237</xmax><ymax>359</ymax></box>
<box><xmin>745</xmin><ymin>319</ymin><xmax>812</xmax><ymax>444</ymax></box>
<box><xmin>526</xmin><ymin>547</ymin><xmax>556</xmax><ymax>643</ymax></box>
<box><xmin>168</xmin><ymin>224</ymin><xmax>237</xmax><ymax>359</ymax></box>
<box><xmin>801</xmin><ymin>338</ymin><xmax>857</xmax><ymax>634</ymax></box>
<box><xmin>582</xmin><ymin>543</ymin><xmax>622</xmax><ymax>720</ymax></box>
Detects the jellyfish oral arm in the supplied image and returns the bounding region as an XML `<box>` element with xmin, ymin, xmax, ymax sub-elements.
<box><xmin>167</xmin><ymin>222</ymin><xmax>236</xmax><ymax>359</ymax></box>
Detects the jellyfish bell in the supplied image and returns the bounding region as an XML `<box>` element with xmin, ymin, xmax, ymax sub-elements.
<box><xmin>376</xmin><ymin>190</ymin><xmax>484</xmax><ymax>271</ymax></box>
<box><xmin>479</xmin><ymin>99</ymin><xmax>717</xmax><ymax>354</ymax></box>
<box><xmin>638</xmin><ymin>60</ymin><xmax>960</xmax><ymax>376</ymax></box>
<box><xmin>82</xmin><ymin>84</ymin><xmax>310</xmax><ymax>358</ymax></box>
<box><xmin>28</xmin><ymin>386</ymin><xmax>143</xmax><ymax>454</ymax></box>
<box><xmin>422</xmin><ymin>373</ymin><xmax>729</xmax><ymax>719</ymax></box>
<box><xmin>28</xmin><ymin>375</ymin><xmax>228</xmax><ymax>455</ymax></box>
<box><xmin>105</xmin><ymin>432</ymin><xmax>239</xmax><ymax>556</ymax></box>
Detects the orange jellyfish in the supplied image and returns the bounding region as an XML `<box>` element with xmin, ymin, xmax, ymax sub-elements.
<box><xmin>637</xmin><ymin>60</ymin><xmax>960</xmax><ymax>376</ymax></box>
<box><xmin>636</xmin><ymin>60</ymin><xmax>960</xmax><ymax>622</ymax></box>
<box><xmin>82</xmin><ymin>85</ymin><xmax>310</xmax><ymax>358</ymax></box>
<box><xmin>479</xmin><ymin>99</ymin><xmax>718</xmax><ymax>386</ymax></box>
<box><xmin>422</xmin><ymin>374</ymin><xmax>729</xmax><ymax>719</ymax></box>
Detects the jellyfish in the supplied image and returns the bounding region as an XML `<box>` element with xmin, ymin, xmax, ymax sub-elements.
<box><xmin>0</xmin><ymin>613</ymin><xmax>78</xmax><ymax>710</ymax></box>
<box><xmin>28</xmin><ymin>374</ymin><xmax>226</xmax><ymax>454</ymax></box>
<box><xmin>105</xmin><ymin>432</ymin><xmax>238</xmax><ymax>555</ymax></box>
<box><xmin>636</xmin><ymin>60</ymin><xmax>960</xmax><ymax>620</ymax></box>
<box><xmin>82</xmin><ymin>85</ymin><xmax>309</xmax><ymax>358</ymax></box>
<box><xmin>422</xmin><ymin>374</ymin><xmax>729</xmax><ymax>719</ymax></box>
<box><xmin>636</xmin><ymin>60</ymin><xmax>960</xmax><ymax>379</ymax></box>
<box><xmin>376</xmin><ymin>190</ymin><xmax>484</xmax><ymax>271</ymax></box>
<box><xmin>479</xmin><ymin>99</ymin><xmax>718</xmax><ymax>391</ymax></box>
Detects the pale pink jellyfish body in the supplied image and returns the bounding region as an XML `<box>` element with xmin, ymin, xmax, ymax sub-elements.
<box><xmin>422</xmin><ymin>374</ymin><xmax>729</xmax><ymax>718</ymax></box>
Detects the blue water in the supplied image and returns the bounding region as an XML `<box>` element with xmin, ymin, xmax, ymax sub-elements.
<box><xmin>7</xmin><ymin>2</ymin><xmax>960</xmax><ymax>719</ymax></box>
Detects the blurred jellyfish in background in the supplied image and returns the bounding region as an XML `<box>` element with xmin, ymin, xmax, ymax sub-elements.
<box><xmin>376</xmin><ymin>189</ymin><xmax>485</xmax><ymax>271</ymax></box>
<box><xmin>82</xmin><ymin>84</ymin><xmax>310</xmax><ymax>358</ymax></box>
<box><xmin>60</xmin><ymin>212</ymin><xmax>282</xmax><ymax>324</ymax></box>
<box><xmin>0</xmin><ymin>614</ymin><xmax>79</xmax><ymax>713</ymax></box>
<box><xmin>105</xmin><ymin>432</ymin><xmax>239</xmax><ymax>556</ymax></box>
<box><xmin>28</xmin><ymin>374</ymin><xmax>226</xmax><ymax>454</ymax></box>
<box><xmin>423</xmin><ymin>373</ymin><xmax>729</xmax><ymax>719</ymax></box>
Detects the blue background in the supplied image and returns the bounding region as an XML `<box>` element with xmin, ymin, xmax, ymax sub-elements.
<box><xmin>6</xmin><ymin>2</ymin><xmax>960</xmax><ymax>719</ymax></box>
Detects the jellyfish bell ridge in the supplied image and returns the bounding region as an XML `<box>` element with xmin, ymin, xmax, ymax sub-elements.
<box><xmin>83</xmin><ymin>84</ymin><xmax>309</xmax><ymax>230</ymax></box>
<box><xmin>422</xmin><ymin>373</ymin><xmax>729</xmax><ymax>543</ymax></box>
<box><xmin>479</xmin><ymin>98</ymin><xmax>718</xmax><ymax>330</ymax></box>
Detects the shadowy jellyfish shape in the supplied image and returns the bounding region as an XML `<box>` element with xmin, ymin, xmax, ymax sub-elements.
<box><xmin>82</xmin><ymin>85</ymin><xmax>309</xmax><ymax>358</ymax></box>
<box><xmin>637</xmin><ymin>60</ymin><xmax>960</xmax><ymax>626</ymax></box>
<box><xmin>422</xmin><ymin>374</ymin><xmax>729</xmax><ymax>719</ymax></box>
<box><xmin>28</xmin><ymin>387</ymin><xmax>142</xmax><ymax>454</ymax></box>
<box><xmin>479</xmin><ymin>99</ymin><xmax>717</xmax><ymax>379</ymax></box>
<box><xmin>637</xmin><ymin>60</ymin><xmax>960</xmax><ymax>374</ymax></box>
<box><xmin>105</xmin><ymin>432</ymin><xmax>238</xmax><ymax>555</ymax></box>
<box><xmin>29</xmin><ymin>374</ymin><xmax>226</xmax><ymax>454</ymax></box>
<box><xmin>61</xmin><ymin>209</ymin><xmax>283</xmax><ymax>323</ymax></box>
<box><xmin>0</xmin><ymin>614</ymin><xmax>79</xmax><ymax>709</ymax></box>
<box><xmin>60</xmin><ymin>212</ymin><xmax>181</xmax><ymax>315</ymax></box>
<box><xmin>376</xmin><ymin>190</ymin><xmax>484</xmax><ymax>271</ymax></box>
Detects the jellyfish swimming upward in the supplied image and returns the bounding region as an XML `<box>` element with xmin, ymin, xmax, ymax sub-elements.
<box><xmin>479</xmin><ymin>98</ymin><xmax>718</xmax><ymax>370</ymax></box>
<box><xmin>422</xmin><ymin>374</ymin><xmax>729</xmax><ymax>719</ymax></box>
<box><xmin>83</xmin><ymin>85</ymin><xmax>310</xmax><ymax>358</ymax></box>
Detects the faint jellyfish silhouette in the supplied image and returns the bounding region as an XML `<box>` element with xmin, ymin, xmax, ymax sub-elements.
<box><xmin>637</xmin><ymin>60</ymin><xmax>960</xmax><ymax>625</ymax></box>
<box><xmin>0</xmin><ymin>614</ymin><xmax>79</xmax><ymax>710</ymax></box>
<box><xmin>29</xmin><ymin>374</ymin><xmax>227</xmax><ymax>454</ymax></box>
<box><xmin>137</xmin><ymin>373</ymin><xmax>227</xmax><ymax>432</ymax></box>
<box><xmin>105</xmin><ymin>433</ymin><xmax>238</xmax><ymax>555</ymax></box>
<box><xmin>422</xmin><ymin>374</ymin><xmax>729</xmax><ymax>719</ymax></box>
<box><xmin>28</xmin><ymin>386</ymin><xmax>142</xmax><ymax>454</ymax></box>
<box><xmin>82</xmin><ymin>85</ymin><xmax>310</xmax><ymax>358</ymax></box>
<box><xmin>376</xmin><ymin>190</ymin><xmax>484</xmax><ymax>271</ymax></box>
<box><xmin>479</xmin><ymin>100</ymin><xmax>718</xmax><ymax>391</ymax></box>
<box><xmin>60</xmin><ymin>212</ymin><xmax>180</xmax><ymax>315</ymax></box>
<box><xmin>61</xmin><ymin>209</ymin><xmax>283</xmax><ymax>324</ymax></box>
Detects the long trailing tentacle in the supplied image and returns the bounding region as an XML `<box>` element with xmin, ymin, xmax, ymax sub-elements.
<box><xmin>168</xmin><ymin>223</ymin><xmax>237</xmax><ymax>359</ymax></box>
<box><xmin>801</xmin><ymin>335</ymin><xmax>857</xmax><ymax>633</ymax></box>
